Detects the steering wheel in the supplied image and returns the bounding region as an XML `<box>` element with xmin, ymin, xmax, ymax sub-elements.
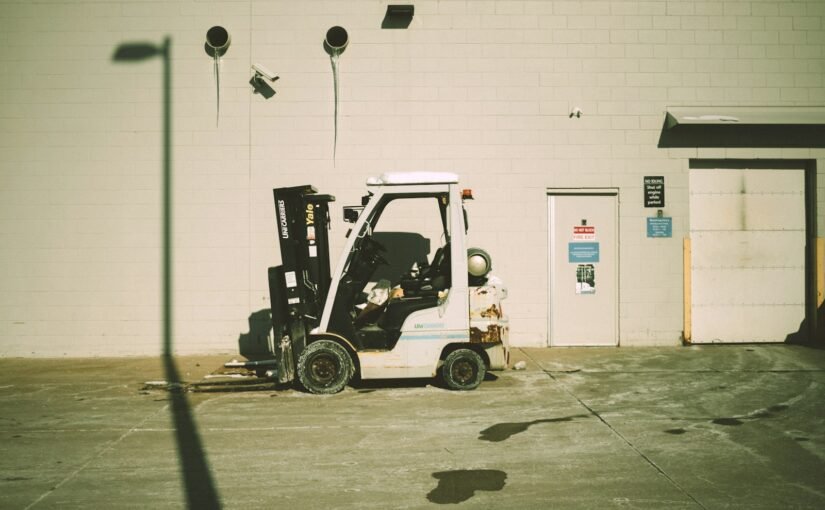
<box><xmin>362</xmin><ymin>236</ymin><xmax>389</xmax><ymax>266</ymax></box>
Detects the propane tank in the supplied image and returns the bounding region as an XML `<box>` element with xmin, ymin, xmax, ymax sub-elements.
<box><xmin>467</xmin><ymin>248</ymin><xmax>492</xmax><ymax>285</ymax></box>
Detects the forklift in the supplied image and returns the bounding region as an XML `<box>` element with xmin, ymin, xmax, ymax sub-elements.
<box><xmin>226</xmin><ymin>172</ymin><xmax>509</xmax><ymax>394</ymax></box>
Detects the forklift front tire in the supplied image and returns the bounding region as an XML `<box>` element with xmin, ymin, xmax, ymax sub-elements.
<box><xmin>441</xmin><ymin>349</ymin><xmax>486</xmax><ymax>391</ymax></box>
<box><xmin>297</xmin><ymin>340</ymin><xmax>354</xmax><ymax>394</ymax></box>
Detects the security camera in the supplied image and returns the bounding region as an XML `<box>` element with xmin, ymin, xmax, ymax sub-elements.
<box><xmin>251</xmin><ymin>63</ymin><xmax>278</xmax><ymax>82</ymax></box>
<box><xmin>250</xmin><ymin>64</ymin><xmax>278</xmax><ymax>99</ymax></box>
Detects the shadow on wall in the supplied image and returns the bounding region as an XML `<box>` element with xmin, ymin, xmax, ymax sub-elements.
<box><xmin>372</xmin><ymin>232</ymin><xmax>431</xmax><ymax>283</ymax></box>
<box><xmin>238</xmin><ymin>309</ymin><xmax>274</xmax><ymax>357</ymax></box>
<box><xmin>658</xmin><ymin>121</ymin><xmax>825</xmax><ymax>148</ymax></box>
<box><xmin>786</xmin><ymin>301</ymin><xmax>825</xmax><ymax>349</ymax></box>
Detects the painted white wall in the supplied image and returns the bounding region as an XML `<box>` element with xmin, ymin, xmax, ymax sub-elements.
<box><xmin>1</xmin><ymin>0</ymin><xmax>823</xmax><ymax>356</ymax></box>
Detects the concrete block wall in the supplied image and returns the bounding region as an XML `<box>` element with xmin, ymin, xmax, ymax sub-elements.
<box><xmin>0</xmin><ymin>0</ymin><xmax>823</xmax><ymax>356</ymax></box>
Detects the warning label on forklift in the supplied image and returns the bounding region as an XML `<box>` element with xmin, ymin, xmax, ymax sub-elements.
<box><xmin>285</xmin><ymin>271</ymin><xmax>297</xmax><ymax>288</ymax></box>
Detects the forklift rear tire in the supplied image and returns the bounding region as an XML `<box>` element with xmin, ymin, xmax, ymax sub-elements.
<box><xmin>297</xmin><ymin>340</ymin><xmax>354</xmax><ymax>394</ymax></box>
<box><xmin>441</xmin><ymin>349</ymin><xmax>486</xmax><ymax>391</ymax></box>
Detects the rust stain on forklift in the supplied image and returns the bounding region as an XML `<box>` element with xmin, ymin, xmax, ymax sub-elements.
<box><xmin>470</xmin><ymin>325</ymin><xmax>505</xmax><ymax>344</ymax></box>
<box><xmin>479</xmin><ymin>304</ymin><xmax>502</xmax><ymax>319</ymax></box>
<box><xmin>469</xmin><ymin>285</ymin><xmax>508</xmax><ymax>346</ymax></box>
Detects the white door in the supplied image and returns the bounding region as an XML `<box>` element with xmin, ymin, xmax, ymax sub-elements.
<box><xmin>689</xmin><ymin>168</ymin><xmax>806</xmax><ymax>343</ymax></box>
<box><xmin>548</xmin><ymin>191</ymin><xmax>618</xmax><ymax>346</ymax></box>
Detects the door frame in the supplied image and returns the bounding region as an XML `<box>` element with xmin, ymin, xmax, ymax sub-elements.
<box><xmin>547</xmin><ymin>188</ymin><xmax>620</xmax><ymax>347</ymax></box>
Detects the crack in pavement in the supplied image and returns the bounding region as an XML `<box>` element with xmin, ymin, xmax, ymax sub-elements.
<box><xmin>22</xmin><ymin>403</ymin><xmax>171</xmax><ymax>510</ymax></box>
<box><xmin>521</xmin><ymin>350</ymin><xmax>709</xmax><ymax>510</ymax></box>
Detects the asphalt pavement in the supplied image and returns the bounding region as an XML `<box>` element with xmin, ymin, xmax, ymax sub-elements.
<box><xmin>1</xmin><ymin>344</ymin><xmax>824</xmax><ymax>509</ymax></box>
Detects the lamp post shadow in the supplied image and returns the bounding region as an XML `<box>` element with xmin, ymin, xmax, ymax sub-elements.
<box><xmin>114</xmin><ymin>37</ymin><xmax>222</xmax><ymax>510</ymax></box>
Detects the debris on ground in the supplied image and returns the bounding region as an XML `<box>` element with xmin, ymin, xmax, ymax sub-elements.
<box><xmin>140</xmin><ymin>361</ymin><xmax>283</xmax><ymax>394</ymax></box>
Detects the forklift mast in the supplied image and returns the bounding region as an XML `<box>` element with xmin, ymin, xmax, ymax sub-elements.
<box><xmin>268</xmin><ymin>185</ymin><xmax>335</xmax><ymax>382</ymax></box>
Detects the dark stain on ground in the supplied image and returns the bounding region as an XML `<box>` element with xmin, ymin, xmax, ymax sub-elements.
<box><xmin>479</xmin><ymin>415</ymin><xmax>588</xmax><ymax>442</ymax></box>
<box><xmin>664</xmin><ymin>428</ymin><xmax>687</xmax><ymax>435</ymax></box>
<box><xmin>712</xmin><ymin>417</ymin><xmax>744</xmax><ymax>426</ymax></box>
<box><xmin>427</xmin><ymin>469</ymin><xmax>506</xmax><ymax>504</ymax></box>
<box><xmin>3</xmin><ymin>476</ymin><xmax>31</xmax><ymax>482</ymax></box>
<box><xmin>358</xmin><ymin>389</ymin><xmax>377</xmax><ymax>394</ymax></box>
<box><xmin>768</xmin><ymin>404</ymin><xmax>789</xmax><ymax>412</ymax></box>
<box><xmin>795</xmin><ymin>437</ymin><xmax>810</xmax><ymax>442</ymax></box>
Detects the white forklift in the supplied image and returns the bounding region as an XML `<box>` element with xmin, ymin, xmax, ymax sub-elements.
<box><xmin>227</xmin><ymin>172</ymin><xmax>509</xmax><ymax>393</ymax></box>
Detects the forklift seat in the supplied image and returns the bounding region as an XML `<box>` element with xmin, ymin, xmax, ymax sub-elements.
<box><xmin>423</xmin><ymin>242</ymin><xmax>451</xmax><ymax>290</ymax></box>
<box><xmin>398</xmin><ymin>242</ymin><xmax>452</xmax><ymax>298</ymax></box>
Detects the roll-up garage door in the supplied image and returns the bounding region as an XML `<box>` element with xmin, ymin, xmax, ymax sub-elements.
<box><xmin>689</xmin><ymin>168</ymin><xmax>806</xmax><ymax>343</ymax></box>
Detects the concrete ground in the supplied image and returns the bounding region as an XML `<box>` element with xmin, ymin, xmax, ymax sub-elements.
<box><xmin>1</xmin><ymin>345</ymin><xmax>824</xmax><ymax>509</ymax></box>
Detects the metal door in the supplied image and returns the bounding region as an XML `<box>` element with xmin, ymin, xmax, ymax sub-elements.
<box><xmin>689</xmin><ymin>168</ymin><xmax>806</xmax><ymax>343</ymax></box>
<box><xmin>548</xmin><ymin>191</ymin><xmax>618</xmax><ymax>346</ymax></box>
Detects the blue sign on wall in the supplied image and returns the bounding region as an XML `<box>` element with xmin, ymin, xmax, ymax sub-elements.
<box><xmin>646</xmin><ymin>217</ymin><xmax>672</xmax><ymax>238</ymax></box>
<box><xmin>569</xmin><ymin>242</ymin><xmax>600</xmax><ymax>263</ymax></box>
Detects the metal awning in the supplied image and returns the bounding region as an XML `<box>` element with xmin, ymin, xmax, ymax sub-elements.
<box><xmin>665</xmin><ymin>106</ymin><xmax>825</xmax><ymax>128</ymax></box>
<box><xmin>659</xmin><ymin>106</ymin><xmax>825</xmax><ymax>148</ymax></box>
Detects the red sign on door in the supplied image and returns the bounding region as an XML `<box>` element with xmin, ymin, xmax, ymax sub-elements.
<box><xmin>573</xmin><ymin>226</ymin><xmax>595</xmax><ymax>240</ymax></box>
